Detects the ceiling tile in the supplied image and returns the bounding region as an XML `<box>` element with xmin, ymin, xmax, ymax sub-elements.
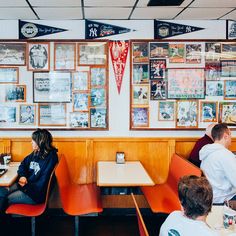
<box><xmin>0</xmin><ymin>8</ymin><xmax>37</xmax><ymax>19</ymax></box>
<box><xmin>221</xmin><ymin>9</ymin><xmax>236</xmax><ymax>19</ymax></box>
<box><xmin>137</xmin><ymin>0</ymin><xmax>192</xmax><ymax>7</ymax></box>
<box><xmin>29</xmin><ymin>0</ymin><xmax>81</xmax><ymax>7</ymax></box>
<box><xmin>175</xmin><ymin>7</ymin><xmax>235</xmax><ymax>19</ymax></box>
<box><xmin>85</xmin><ymin>7</ymin><xmax>132</xmax><ymax>19</ymax></box>
<box><xmin>190</xmin><ymin>0</ymin><xmax>236</xmax><ymax>8</ymax></box>
<box><xmin>0</xmin><ymin>0</ymin><xmax>28</xmax><ymax>7</ymax></box>
<box><xmin>131</xmin><ymin>7</ymin><xmax>183</xmax><ymax>19</ymax></box>
<box><xmin>84</xmin><ymin>0</ymin><xmax>136</xmax><ymax>7</ymax></box>
<box><xmin>35</xmin><ymin>7</ymin><xmax>82</xmax><ymax>19</ymax></box>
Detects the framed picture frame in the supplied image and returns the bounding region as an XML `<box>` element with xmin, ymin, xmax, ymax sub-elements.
<box><xmin>132</xmin><ymin>42</ymin><xmax>149</xmax><ymax>63</ymax></box>
<box><xmin>54</xmin><ymin>42</ymin><xmax>76</xmax><ymax>71</ymax></box>
<box><xmin>90</xmin><ymin>108</ymin><xmax>107</xmax><ymax>128</ymax></box>
<box><xmin>158</xmin><ymin>101</ymin><xmax>175</xmax><ymax>121</ymax></box>
<box><xmin>185</xmin><ymin>43</ymin><xmax>202</xmax><ymax>64</ymax></box>
<box><xmin>200</xmin><ymin>101</ymin><xmax>218</xmax><ymax>122</ymax></box>
<box><xmin>150</xmin><ymin>80</ymin><xmax>167</xmax><ymax>100</ymax></box>
<box><xmin>72</xmin><ymin>71</ymin><xmax>89</xmax><ymax>91</ymax></box>
<box><xmin>220</xmin><ymin>60</ymin><xmax>236</xmax><ymax>77</ymax></box>
<box><xmin>206</xmin><ymin>81</ymin><xmax>224</xmax><ymax>97</ymax></box>
<box><xmin>0</xmin><ymin>67</ymin><xmax>19</xmax><ymax>83</ymax></box>
<box><xmin>90</xmin><ymin>88</ymin><xmax>106</xmax><ymax>107</ymax></box>
<box><xmin>38</xmin><ymin>103</ymin><xmax>66</xmax><ymax>126</ymax></box>
<box><xmin>149</xmin><ymin>59</ymin><xmax>166</xmax><ymax>79</ymax></box>
<box><xmin>168</xmin><ymin>44</ymin><xmax>185</xmax><ymax>63</ymax></box>
<box><xmin>205</xmin><ymin>42</ymin><xmax>221</xmax><ymax>62</ymax></box>
<box><xmin>5</xmin><ymin>84</ymin><xmax>26</xmax><ymax>102</ymax></box>
<box><xmin>73</xmin><ymin>92</ymin><xmax>89</xmax><ymax>111</ymax></box>
<box><xmin>131</xmin><ymin>107</ymin><xmax>149</xmax><ymax>127</ymax></box>
<box><xmin>168</xmin><ymin>68</ymin><xmax>205</xmax><ymax>99</ymax></box>
<box><xmin>221</xmin><ymin>43</ymin><xmax>236</xmax><ymax>60</ymax></box>
<box><xmin>176</xmin><ymin>100</ymin><xmax>198</xmax><ymax>128</ymax></box>
<box><xmin>132</xmin><ymin>64</ymin><xmax>149</xmax><ymax>84</ymax></box>
<box><xmin>0</xmin><ymin>43</ymin><xmax>26</xmax><ymax>65</ymax></box>
<box><xmin>219</xmin><ymin>102</ymin><xmax>236</xmax><ymax>125</ymax></box>
<box><xmin>0</xmin><ymin>105</ymin><xmax>17</xmax><ymax>124</ymax></box>
<box><xmin>90</xmin><ymin>67</ymin><xmax>106</xmax><ymax>87</ymax></box>
<box><xmin>132</xmin><ymin>84</ymin><xmax>149</xmax><ymax>105</ymax></box>
<box><xmin>224</xmin><ymin>80</ymin><xmax>236</xmax><ymax>100</ymax></box>
<box><xmin>149</xmin><ymin>42</ymin><xmax>168</xmax><ymax>58</ymax></box>
<box><xmin>33</xmin><ymin>72</ymin><xmax>71</xmax><ymax>103</ymax></box>
<box><xmin>205</xmin><ymin>62</ymin><xmax>221</xmax><ymax>80</ymax></box>
<box><xmin>27</xmin><ymin>42</ymin><xmax>50</xmax><ymax>71</ymax></box>
<box><xmin>69</xmin><ymin>112</ymin><xmax>89</xmax><ymax>128</ymax></box>
<box><xmin>19</xmin><ymin>104</ymin><xmax>36</xmax><ymax>125</ymax></box>
<box><xmin>78</xmin><ymin>42</ymin><xmax>106</xmax><ymax>65</ymax></box>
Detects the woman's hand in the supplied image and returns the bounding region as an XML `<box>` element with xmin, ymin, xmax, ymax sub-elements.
<box><xmin>18</xmin><ymin>176</ymin><xmax>28</xmax><ymax>187</ymax></box>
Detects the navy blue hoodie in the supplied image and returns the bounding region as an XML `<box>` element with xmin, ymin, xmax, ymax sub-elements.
<box><xmin>17</xmin><ymin>148</ymin><xmax>58</xmax><ymax>203</ymax></box>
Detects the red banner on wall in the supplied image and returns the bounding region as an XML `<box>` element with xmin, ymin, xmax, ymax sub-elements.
<box><xmin>109</xmin><ymin>41</ymin><xmax>129</xmax><ymax>94</ymax></box>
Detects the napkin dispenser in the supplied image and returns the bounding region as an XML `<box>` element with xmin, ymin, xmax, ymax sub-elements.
<box><xmin>116</xmin><ymin>152</ymin><xmax>125</xmax><ymax>164</ymax></box>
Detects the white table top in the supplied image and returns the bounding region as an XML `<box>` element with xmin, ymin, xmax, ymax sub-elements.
<box><xmin>0</xmin><ymin>162</ymin><xmax>20</xmax><ymax>187</ymax></box>
<box><xmin>207</xmin><ymin>205</ymin><xmax>236</xmax><ymax>236</ymax></box>
<box><xmin>97</xmin><ymin>161</ymin><xmax>154</xmax><ymax>187</ymax></box>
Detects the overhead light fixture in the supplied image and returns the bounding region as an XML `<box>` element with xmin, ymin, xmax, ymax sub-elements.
<box><xmin>147</xmin><ymin>0</ymin><xmax>184</xmax><ymax>6</ymax></box>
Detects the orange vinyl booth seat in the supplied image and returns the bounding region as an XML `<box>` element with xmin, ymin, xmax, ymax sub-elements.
<box><xmin>141</xmin><ymin>153</ymin><xmax>202</xmax><ymax>214</ymax></box>
<box><xmin>55</xmin><ymin>155</ymin><xmax>103</xmax><ymax>236</ymax></box>
<box><xmin>6</xmin><ymin>164</ymin><xmax>58</xmax><ymax>236</ymax></box>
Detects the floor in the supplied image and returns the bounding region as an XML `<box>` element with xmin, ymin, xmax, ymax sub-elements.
<box><xmin>0</xmin><ymin>211</ymin><xmax>168</xmax><ymax>236</ymax></box>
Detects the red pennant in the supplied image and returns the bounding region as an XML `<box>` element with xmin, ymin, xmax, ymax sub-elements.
<box><xmin>109</xmin><ymin>41</ymin><xmax>129</xmax><ymax>94</ymax></box>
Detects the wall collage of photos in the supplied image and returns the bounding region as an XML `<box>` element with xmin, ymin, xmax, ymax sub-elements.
<box><xmin>0</xmin><ymin>41</ymin><xmax>109</xmax><ymax>130</ymax></box>
<box><xmin>130</xmin><ymin>40</ymin><xmax>236</xmax><ymax>130</ymax></box>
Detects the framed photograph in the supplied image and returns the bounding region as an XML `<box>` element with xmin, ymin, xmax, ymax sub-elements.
<box><xmin>221</xmin><ymin>60</ymin><xmax>236</xmax><ymax>77</ymax></box>
<box><xmin>168</xmin><ymin>68</ymin><xmax>205</xmax><ymax>99</ymax></box>
<box><xmin>206</xmin><ymin>81</ymin><xmax>224</xmax><ymax>97</ymax></box>
<box><xmin>200</xmin><ymin>101</ymin><xmax>218</xmax><ymax>122</ymax></box>
<box><xmin>205</xmin><ymin>42</ymin><xmax>221</xmax><ymax>61</ymax></box>
<box><xmin>132</xmin><ymin>64</ymin><xmax>149</xmax><ymax>84</ymax></box>
<box><xmin>132</xmin><ymin>84</ymin><xmax>149</xmax><ymax>105</ymax></box>
<box><xmin>0</xmin><ymin>67</ymin><xmax>19</xmax><ymax>83</ymax></box>
<box><xmin>72</xmin><ymin>71</ymin><xmax>89</xmax><ymax>91</ymax></box>
<box><xmin>19</xmin><ymin>104</ymin><xmax>36</xmax><ymax>125</ymax></box>
<box><xmin>149</xmin><ymin>42</ymin><xmax>168</xmax><ymax>58</ymax></box>
<box><xmin>149</xmin><ymin>59</ymin><xmax>166</xmax><ymax>79</ymax></box>
<box><xmin>39</xmin><ymin>103</ymin><xmax>66</xmax><ymax>126</ymax></box>
<box><xmin>69</xmin><ymin>112</ymin><xmax>89</xmax><ymax>128</ymax></box>
<box><xmin>219</xmin><ymin>102</ymin><xmax>236</xmax><ymax>125</ymax></box>
<box><xmin>27</xmin><ymin>42</ymin><xmax>50</xmax><ymax>71</ymax></box>
<box><xmin>224</xmin><ymin>80</ymin><xmax>236</xmax><ymax>100</ymax></box>
<box><xmin>78</xmin><ymin>42</ymin><xmax>106</xmax><ymax>65</ymax></box>
<box><xmin>132</xmin><ymin>42</ymin><xmax>149</xmax><ymax>63</ymax></box>
<box><xmin>91</xmin><ymin>88</ymin><xmax>106</xmax><ymax>107</ymax></box>
<box><xmin>169</xmin><ymin>44</ymin><xmax>185</xmax><ymax>63</ymax></box>
<box><xmin>5</xmin><ymin>85</ymin><xmax>26</xmax><ymax>102</ymax></box>
<box><xmin>176</xmin><ymin>100</ymin><xmax>198</xmax><ymax>128</ymax></box>
<box><xmin>150</xmin><ymin>80</ymin><xmax>167</xmax><ymax>100</ymax></box>
<box><xmin>158</xmin><ymin>101</ymin><xmax>175</xmax><ymax>121</ymax></box>
<box><xmin>205</xmin><ymin>62</ymin><xmax>221</xmax><ymax>80</ymax></box>
<box><xmin>73</xmin><ymin>92</ymin><xmax>89</xmax><ymax>111</ymax></box>
<box><xmin>54</xmin><ymin>43</ymin><xmax>76</xmax><ymax>71</ymax></box>
<box><xmin>90</xmin><ymin>67</ymin><xmax>106</xmax><ymax>87</ymax></box>
<box><xmin>221</xmin><ymin>43</ymin><xmax>236</xmax><ymax>60</ymax></box>
<box><xmin>33</xmin><ymin>72</ymin><xmax>71</xmax><ymax>103</ymax></box>
<box><xmin>0</xmin><ymin>43</ymin><xmax>26</xmax><ymax>65</ymax></box>
<box><xmin>131</xmin><ymin>107</ymin><xmax>149</xmax><ymax>127</ymax></box>
<box><xmin>90</xmin><ymin>108</ymin><xmax>107</xmax><ymax>128</ymax></box>
<box><xmin>0</xmin><ymin>105</ymin><xmax>17</xmax><ymax>123</ymax></box>
<box><xmin>186</xmin><ymin>44</ymin><xmax>202</xmax><ymax>64</ymax></box>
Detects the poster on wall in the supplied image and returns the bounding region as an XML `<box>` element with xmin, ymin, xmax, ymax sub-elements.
<box><xmin>227</xmin><ymin>20</ymin><xmax>236</xmax><ymax>40</ymax></box>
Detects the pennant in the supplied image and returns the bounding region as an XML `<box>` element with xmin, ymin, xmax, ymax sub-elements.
<box><xmin>227</xmin><ymin>20</ymin><xmax>236</xmax><ymax>39</ymax></box>
<box><xmin>110</xmin><ymin>41</ymin><xmax>129</xmax><ymax>94</ymax></box>
<box><xmin>154</xmin><ymin>20</ymin><xmax>204</xmax><ymax>39</ymax></box>
<box><xmin>19</xmin><ymin>20</ymin><xmax>68</xmax><ymax>39</ymax></box>
<box><xmin>86</xmin><ymin>20</ymin><xmax>133</xmax><ymax>39</ymax></box>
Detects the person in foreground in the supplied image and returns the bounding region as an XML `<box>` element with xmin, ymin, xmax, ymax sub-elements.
<box><xmin>159</xmin><ymin>175</ymin><xmax>218</xmax><ymax>236</ymax></box>
<box><xmin>7</xmin><ymin>128</ymin><xmax>58</xmax><ymax>205</ymax></box>
<box><xmin>188</xmin><ymin>123</ymin><xmax>215</xmax><ymax>167</ymax></box>
<box><xmin>200</xmin><ymin>123</ymin><xmax>236</xmax><ymax>204</ymax></box>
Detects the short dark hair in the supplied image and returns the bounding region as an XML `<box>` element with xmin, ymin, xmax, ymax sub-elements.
<box><xmin>178</xmin><ymin>175</ymin><xmax>213</xmax><ymax>219</ymax></box>
<box><xmin>211</xmin><ymin>123</ymin><xmax>229</xmax><ymax>141</ymax></box>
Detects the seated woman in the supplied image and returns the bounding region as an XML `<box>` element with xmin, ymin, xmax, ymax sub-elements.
<box><xmin>159</xmin><ymin>175</ymin><xmax>218</xmax><ymax>236</ymax></box>
<box><xmin>7</xmin><ymin>128</ymin><xmax>58</xmax><ymax>205</ymax></box>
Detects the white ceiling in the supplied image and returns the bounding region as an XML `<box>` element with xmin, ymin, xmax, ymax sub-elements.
<box><xmin>0</xmin><ymin>0</ymin><xmax>235</xmax><ymax>20</ymax></box>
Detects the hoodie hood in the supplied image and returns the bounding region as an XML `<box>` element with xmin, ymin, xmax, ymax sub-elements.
<box><xmin>199</xmin><ymin>143</ymin><xmax>226</xmax><ymax>161</ymax></box>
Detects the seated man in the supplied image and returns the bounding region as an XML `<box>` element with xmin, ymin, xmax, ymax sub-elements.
<box><xmin>200</xmin><ymin>123</ymin><xmax>236</xmax><ymax>204</ymax></box>
<box><xmin>189</xmin><ymin>123</ymin><xmax>215</xmax><ymax>167</ymax></box>
<box><xmin>159</xmin><ymin>175</ymin><xmax>218</xmax><ymax>236</ymax></box>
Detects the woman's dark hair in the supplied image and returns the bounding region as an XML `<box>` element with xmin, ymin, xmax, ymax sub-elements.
<box><xmin>32</xmin><ymin>129</ymin><xmax>55</xmax><ymax>158</ymax></box>
<box><xmin>178</xmin><ymin>175</ymin><xmax>213</xmax><ymax>220</ymax></box>
<box><xmin>211</xmin><ymin>123</ymin><xmax>229</xmax><ymax>141</ymax></box>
